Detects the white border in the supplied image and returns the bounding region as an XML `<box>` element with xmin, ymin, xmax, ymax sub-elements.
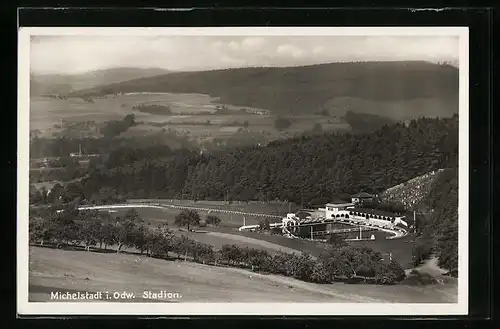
<box><xmin>17</xmin><ymin>26</ymin><xmax>469</xmax><ymax>316</ymax></box>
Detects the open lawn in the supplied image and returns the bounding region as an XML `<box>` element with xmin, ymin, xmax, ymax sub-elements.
<box><xmin>29</xmin><ymin>247</ymin><xmax>458</xmax><ymax>303</ymax></box>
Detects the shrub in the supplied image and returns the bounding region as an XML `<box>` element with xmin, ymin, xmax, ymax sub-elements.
<box><xmin>310</xmin><ymin>262</ymin><xmax>332</xmax><ymax>284</ymax></box>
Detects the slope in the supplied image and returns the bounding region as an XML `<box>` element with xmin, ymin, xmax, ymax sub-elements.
<box><xmin>379</xmin><ymin>168</ymin><xmax>449</xmax><ymax>210</ymax></box>
<box><xmin>29</xmin><ymin>246</ymin><xmax>457</xmax><ymax>303</ymax></box>
<box><xmin>69</xmin><ymin>61</ymin><xmax>459</xmax><ymax>119</ymax></box>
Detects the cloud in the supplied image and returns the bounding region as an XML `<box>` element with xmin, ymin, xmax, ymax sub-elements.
<box><xmin>228</xmin><ymin>41</ymin><xmax>240</xmax><ymax>51</ymax></box>
<box><xmin>30</xmin><ymin>35</ymin><xmax>459</xmax><ymax>74</ymax></box>
<box><xmin>241</xmin><ymin>37</ymin><xmax>265</xmax><ymax>51</ymax></box>
<box><xmin>312</xmin><ymin>46</ymin><xmax>324</xmax><ymax>54</ymax></box>
<box><xmin>276</xmin><ymin>44</ymin><xmax>305</xmax><ymax>58</ymax></box>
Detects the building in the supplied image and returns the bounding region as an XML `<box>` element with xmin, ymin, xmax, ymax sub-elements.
<box><xmin>351</xmin><ymin>192</ymin><xmax>374</xmax><ymax>205</ymax></box>
<box><xmin>347</xmin><ymin>207</ymin><xmax>407</xmax><ymax>229</ymax></box>
<box><xmin>324</xmin><ymin>201</ymin><xmax>355</xmax><ymax>219</ymax></box>
<box><xmin>279</xmin><ymin>200</ymin><xmax>408</xmax><ymax>240</ymax></box>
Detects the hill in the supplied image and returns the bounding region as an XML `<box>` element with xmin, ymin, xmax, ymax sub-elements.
<box><xmin>29</xmin><ymin>247</ymin><xmax>457</xmax><ymax>303</ymax></box>
<box><xmin>379</xmin><ymin>168</ymin><xmax>449</xmax><ymax>210</ymax></box>
<box><xmin>30</xmin><ymin>67</ymin><xmax>171</xmax><ymax>96</ymax></box>
<box><xmin>69</xmin><ymin>61</ymin><xmax>459</xmax><ymax>119</ymax></box>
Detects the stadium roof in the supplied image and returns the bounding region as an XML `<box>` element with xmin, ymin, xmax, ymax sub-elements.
<box><xmin>350</xmin><ymin>207</ymin><xmax>403</xmax><ymax>218</ymax></box>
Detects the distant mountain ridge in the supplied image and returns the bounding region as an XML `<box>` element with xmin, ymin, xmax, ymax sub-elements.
<box><xmin>69</xmin><ymin>61</ymin><xmax>459</xmax><ymax>120</ymax></box>
<box><xmin>30</xmin><ymin>67</ymin><xmax>172</xmax><ymax>96</ymax></box>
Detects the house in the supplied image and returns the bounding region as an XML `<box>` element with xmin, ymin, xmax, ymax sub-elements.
<box><xmin>351</xmin><ymin>192</ymin><xmax>374</xmax><ymax>204</ymax></box>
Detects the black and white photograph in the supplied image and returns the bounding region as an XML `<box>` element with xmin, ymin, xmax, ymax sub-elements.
<box><xmin>17</xmin><ymin>27</ymin><xmax>468</xmax><ymax>316</ymax></box>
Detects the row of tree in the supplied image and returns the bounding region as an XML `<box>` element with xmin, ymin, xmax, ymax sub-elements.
<box><xmin>29</xmin><ymin>206</ymin><xmax>406</xmax><ymax>284</ymax></box>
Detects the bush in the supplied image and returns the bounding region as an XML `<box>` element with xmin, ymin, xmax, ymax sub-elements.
<box><xmin>310</xmin><ymin>262</ymin><xmax>332</xmax><ymax>284</ymax></box>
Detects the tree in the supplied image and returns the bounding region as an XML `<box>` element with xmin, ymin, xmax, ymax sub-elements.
<box><xmin>174</xmin><ymin>209</ymin><xmax>201</xmax><ymax>231</ymax></box>
<box><xmin>206</xmin><ymin>215</ymin><xmax>221</xmax><ymax>226</ymax></box>
<box><xmin>274</xmin><ymin>117</ymin><xmax>292</xmax><ymax>130</ymax></box>
<box><xmin>78</xmin><ymin>210</ymin><xmax>102</xmax><ymax>251</ymax></box>
<box><xmin>29</xmin><ymin>215</ymin><xmax>53</xmax><ymax>246</ymax></box>
<box><xmin>312</xmin><ymin>123</ymin><xmax>323</xmax><ymax>133</ymax></box>
<box><xmin>412</xmin><ymin>236</ymin><xmax>433</xmax><ymax>267</ymax></box>
<box><xmin>115</xmin><ymin>209</ymin><xmax>144</xmax><ymax>252</ymax></box>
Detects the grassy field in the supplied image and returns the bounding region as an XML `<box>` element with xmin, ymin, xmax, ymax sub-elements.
<box><xmin>123</xmin><ymin>206</ymin><xmax>265</xmax><ymax>228</ymax></box>
<box><xmin>28</xmin><ymin>246</ymin><xmax>458</xmax><ymax>303</ymax></box>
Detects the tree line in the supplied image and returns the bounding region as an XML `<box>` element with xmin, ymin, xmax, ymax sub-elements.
<box><xmin>29</xmin><ymin>206</ymin><xmax>406</xmax><ymax>285</ymax></box>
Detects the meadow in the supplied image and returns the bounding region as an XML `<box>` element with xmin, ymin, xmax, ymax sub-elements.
<box><xmin>29</xmin><ymin>93</ymin><xmax>350</xmax><ymax>144</ymax></box>
<box><xmin>29</xmin><ymin>246</ymin><xmax>458</xmax><ymax>303</ymax></box>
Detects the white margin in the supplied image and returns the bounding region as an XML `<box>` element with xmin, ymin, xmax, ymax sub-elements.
<box><xmin>17</xmin><ymin>26</ymin><xmax>469</xmax><ymax>316</ymax></box>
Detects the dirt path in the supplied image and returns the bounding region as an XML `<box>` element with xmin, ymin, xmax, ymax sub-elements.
<box><xmin>415</xmin><ymin>256</ymin><xmax>448</xmax><ymax>276</ymax></box>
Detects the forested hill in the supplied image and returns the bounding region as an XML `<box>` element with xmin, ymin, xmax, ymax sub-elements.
<box><xmin>69</xmin><ymin>61</ymin><xmax>459</xmax><ymax>118</ymax></box>
<box><xmin>76</xmin><ymin>115</ymin><xmax>458</xmax><ymax>205</ymax></box>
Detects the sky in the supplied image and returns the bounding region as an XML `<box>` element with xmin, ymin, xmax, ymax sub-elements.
<box><xmin>30</xmin><ymin>35</ymin><xmax>459</xmax><ymax>75</ymax></box>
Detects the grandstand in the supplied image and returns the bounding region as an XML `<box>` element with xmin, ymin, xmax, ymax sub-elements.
<box><xmin>379</xmin><ymin>169</ymin><xmax>446</xmax><ymax>209</ymax></box>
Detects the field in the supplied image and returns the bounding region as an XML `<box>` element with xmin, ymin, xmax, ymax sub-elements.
<box><xmin>29</xmin><ymin>93</ymin><xmax>350</xmax><ymax>144</ymax></box>
<box><xmin>29</xmin><ymin>247</ymin><xmax>458</xmax><ymax>303</ymax></box>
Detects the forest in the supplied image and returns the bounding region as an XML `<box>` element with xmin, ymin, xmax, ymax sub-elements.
<box><xmin>69</xmin><ymin>61</ymin><xmax>459</xmax><ymax>117</ymax></box>
<box><xmin>343</xmin><ymin>110</ymin><xmax>397</xmax><ymax>133</ymax></box>
<box><xmin>78</xmin><ymin>115</ymin><xmax>458</xmax><ymax>203</ymax></box>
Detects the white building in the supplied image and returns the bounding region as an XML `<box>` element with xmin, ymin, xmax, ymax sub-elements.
<box><xmin>324</xmin><ymin>201</ymin><xmax>355</xmax><ymax>219</ymax></box>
